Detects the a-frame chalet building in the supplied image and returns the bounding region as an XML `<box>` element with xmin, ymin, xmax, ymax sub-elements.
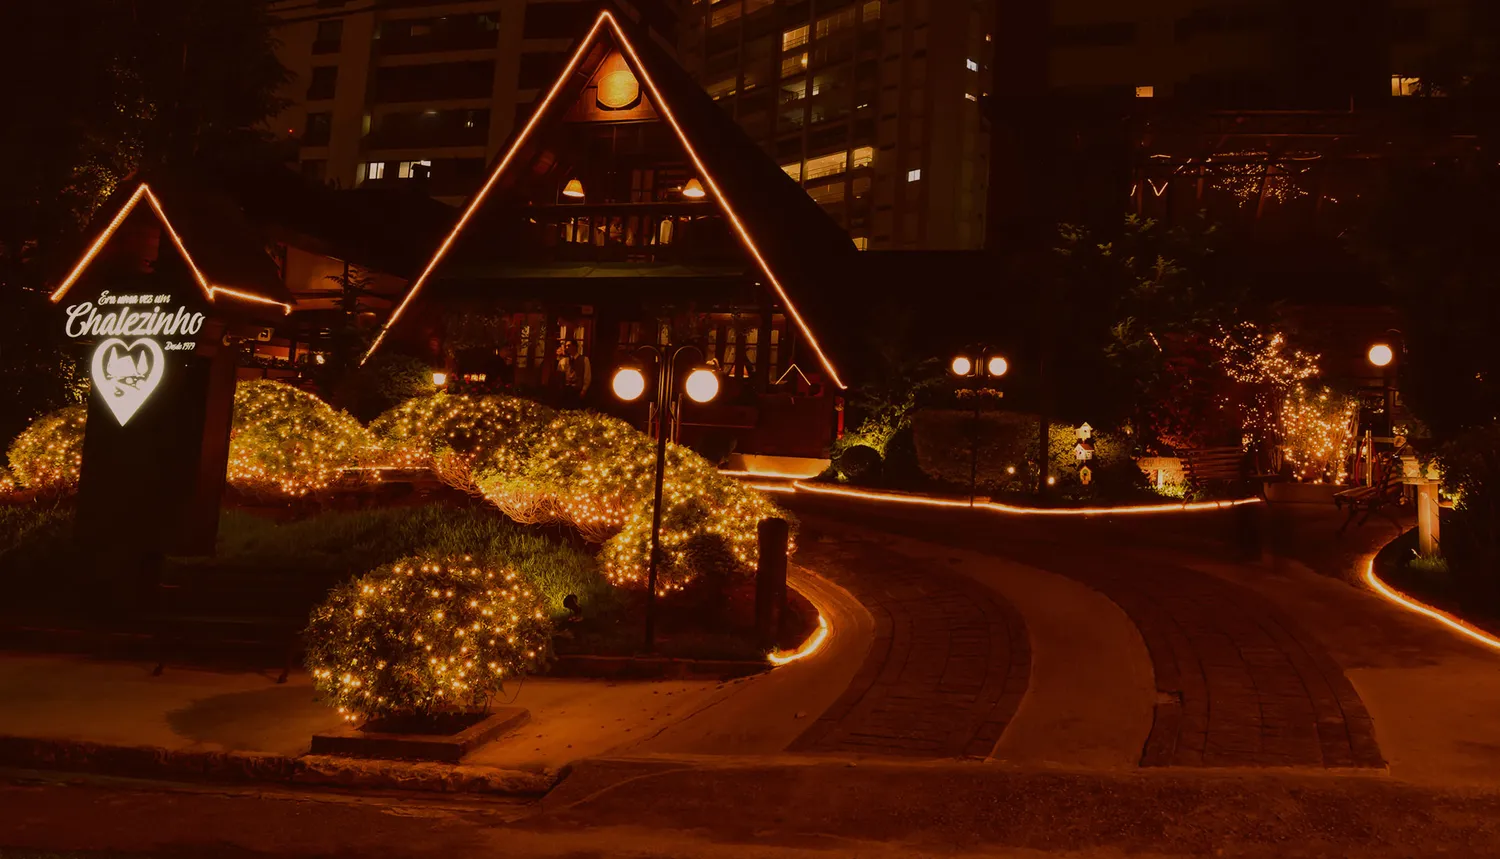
<box><xmin>365</xmin><ymin>8</ymin><xmax>856</xmax><ymax>459</ymax></box>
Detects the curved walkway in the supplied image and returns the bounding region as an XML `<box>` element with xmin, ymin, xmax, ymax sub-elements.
<box><xmin>785</xmin><ymin>495</ymin><xmax>1386</xmax><ymax>770</ymax></box>
<box><xmin>787</xmin><ymin>528</ymin><xmax>1031</xmax><ymax>758</ymax></box>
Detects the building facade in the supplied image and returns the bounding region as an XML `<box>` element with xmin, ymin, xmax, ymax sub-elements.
<box><xmin>368</xmin><ymin>9</ymin><xmax>854</xmax><ymax>458</ymax></box>
<box><xmin>268</xmin><ymin>0</ymin><xmax>678</xmax><ymax>203</ymax></box>
<box><xmin>676</xmin><ymin>0</ymin><xmax>995</xmax><ymax>250</ymax></box>
<box><xmin>988</xmin><ymin>0</ymin><xmax>1487</xmax><ymax>246</ymax></box>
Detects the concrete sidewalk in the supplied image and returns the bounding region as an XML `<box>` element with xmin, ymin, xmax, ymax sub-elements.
<box><xmin>0</xmin><ymin>654</ymin><xmax>730</xmax><ymax>779</ymax></box>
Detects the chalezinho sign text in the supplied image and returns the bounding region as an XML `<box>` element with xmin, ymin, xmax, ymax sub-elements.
<box><xmin>64</xmin><ymin>292</ymin><xmax>201</xmax><ymax>426</ymax></box>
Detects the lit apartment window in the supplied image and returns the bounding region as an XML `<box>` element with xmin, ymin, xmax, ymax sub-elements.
<box><xmin>1391</xmin><ymin>75</ymin><xmax>1421</xmax><ymax>97</ymax></box>
<box><xmin>780</xmin><ymin>52</ymin><xmax>808</xmax><ymax>78</ymax></box>
<box><xmin>852</xmin><ymin>237</ymin><xmax>870</xmax><ymax>250</ymax></box>
<box><xmin>851</xmin><ymin>146</ymin><xmax>874</xmax><ymax>169</ymax></box>
<box><xmin>966</xmin><ymin>59</ymin><xmax>979</xmax><ymax>72</ymax></box>
<box><xmin>398</xmin><ymin>160</ymin><xmax>432</xmax><ymax>179</ymax></box>
<box><xmin>1135</xmin><ymin>85</ymin><xmax>1155</xmax><ymax>98</ymax></box>
<box><xmin>781</xmin><ymin>162</ymin><xmax>803</xmax><ymax>182</ymax></box>
<box><xmin>805</xmin><ymin>151</ymin><xmax>848</xmax><ymax>181</ymax></box>
<box><xmin>965</xmin><ymin>93</ymin><xmax>977</xmax><ymax>102</ymax></box>
<box><xmin>783</xmin><ymin>25</ymin><xmax>809</xmax><ymax>51</ymax></box>
<box><xmin>907</xmin><ymin>168</ymin><xmax>922</xmax><ymax>182</ymax></box>
<box><xmin>365</xmin><ymin>161</ymin><xmax>386</xmax><ymax>180</ymax></box>
<box><xmin>862</xmin><ymin>1</ymin><xmax>881</xmax><ymax>21</ymax></box>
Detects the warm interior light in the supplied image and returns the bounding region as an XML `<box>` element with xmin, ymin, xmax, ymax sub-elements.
<box><xmin>987</xmin><ymin>355</ymin><xmax>1009</xmax><ymax>377</ymax></box>
<box><xmin>432</xmin><ymin>371</ymin><xmax>448</xmax><ymax>386</ymax></box>
<box><xmin>682</xmin><ymin>178</ymin><xmax>706</xmax><ymax>199</ymax></box>
<box><xmin>1368</xmin><ymin>343</ymin><xmax>1395</xmax><ymax>368</ymax></box>
<box><xmin>950</xmin><ymin>356</ymin><xmax>973</xmax><ymax>377</ymax></box>
<box><xmin>562</xmin><ymin>178</ymin><xmax>585</xmax><ymax>199</ymax></box>
<box><xmin>685</xmin><ymin>368</ymin><xmax>720</xmax><ymax>403</ymax></box>
<box><xmin>612</xmin><ymin>367</ymin><xmax>647</xmax><ymax>402</ymax></box>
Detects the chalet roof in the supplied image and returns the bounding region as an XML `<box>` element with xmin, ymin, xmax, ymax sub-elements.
<box><xmin>364</xmin><ymin>7</ymin><xmax>854</xmax><ymax>387</ymax></box>
<box><xmin>50</xmin><ymin>172</ymin><xmax>296</xmax><ymax>316</ymax></box>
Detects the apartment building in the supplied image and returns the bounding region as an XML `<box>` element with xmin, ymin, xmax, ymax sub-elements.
<box><xmin>268</xmin><ymin>0</ymin><xmax>678</xmax><ymax>202</ymax></box>
<box><xmin>988</xmin><ymin>0</ymin><xmax>1485</xmax><ymax>243</ymax></box>
<box><xmin>676</xmin><ymin>0</ymin><xmax>995</xmax><ymax>250</ymax></box>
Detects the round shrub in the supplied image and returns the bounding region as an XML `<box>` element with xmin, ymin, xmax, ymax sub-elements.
<box><xmin>489</xmin><ymin>411</ymin><xmax>661</xmax><ymax>539</ymax></box>
<box><xmin>228</xmin><ymin>380</ymin><xmax>375</xmax><ymax>498</ymax></box>
<box><xmin>833</xmin><ymin>444</ymin><xmax>882</xmax><ymax>484</ymax></box>
<box><xmin>370</xmin><ymin>393</ymin><xmax>555</xmax><ymax>479</ymax></box>
<box><xmin>599</xmin><ymin>447</ymin><xmax>785</xmax><ymax>591</ymax></box>
<box><xmin>305</xmin><ymin>556</ymin><xmax>552</xmax><ymax>722</ymax></box>
<box><xmin>7</xmin><ymin>405</ymin><xmax>87</xmax><ymax>493</ymax></box>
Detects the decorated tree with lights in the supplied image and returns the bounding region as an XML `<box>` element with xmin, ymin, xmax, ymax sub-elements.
<box><xmin>6</xmin><ymin>404</ymin><xmax>87</xmax><ymax>493</ymax></box>
<box><xmin>305</xmin><ymin>556</ymin><xmax>552</xmax><ymax>722</ymax></box>
<box><xmin>228</xmin><ymin>380</ymin><xmax>376</xmax><ymax>498</ymax></box>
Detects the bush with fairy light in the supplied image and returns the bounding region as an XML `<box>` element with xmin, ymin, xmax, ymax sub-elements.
<box><xmin>370</xmin><ymin>393</ymin><xmax>555</xmax><ymax>486</ymax></box>
<box><xmin>6</xmin><ymin>405</ymin><xmax>87</xmax><ymax>494</ymax></box>
<box><xmin>305</xmin><ymin>556</ymin><xmax>552</xmax><ymax>722</ymax></box>
<box><xmin>229</xmin><ymin>380</ymin><xmax>376</xmax><ymax>498</ymax></box>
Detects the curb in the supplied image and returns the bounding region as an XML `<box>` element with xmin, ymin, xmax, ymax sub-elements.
<box><xmin>0</xmin><ymin>735</ymin><xmax>561</xmax><ymax>797</ymax></box>
<box><xmin>549</xmin><ymin>654</ymin><xmax>768</xmax><ymax>680</ymax></box>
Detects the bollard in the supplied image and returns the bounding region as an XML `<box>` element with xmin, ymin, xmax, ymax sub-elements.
<box><xmin>756</xmin><ymin>517</ymin><xmax>790</xmax><ymax>651</ymax></box>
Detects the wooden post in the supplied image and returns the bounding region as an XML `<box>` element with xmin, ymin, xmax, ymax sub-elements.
<box><xmin>1418</xmin><ymin>482</ymin><xmax>1441</xmax><ymax>556</ymax></box>
<box><xmin>756</xmin><ymin>517</ymin><xmax>790</xmax><ymax>650</ymax></box>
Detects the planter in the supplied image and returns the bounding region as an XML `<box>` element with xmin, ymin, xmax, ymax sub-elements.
<box><xmin>310</xmin><ymin>707</ymin><xmax>529</xmax><ymax>763</ymax></box>
<box><xmin>1264</xmin><ymin>482</ymin><xmax>1340</xmax><ymax>504</ymax></box>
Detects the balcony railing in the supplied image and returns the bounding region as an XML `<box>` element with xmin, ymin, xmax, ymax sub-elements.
<box><xmin>495</xmin><ymin>202</ymin><xmax>740</xmax><ymax>265</ymax></box>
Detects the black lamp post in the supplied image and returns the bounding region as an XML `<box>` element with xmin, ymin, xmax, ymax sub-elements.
<box><xmin>950</xmin><ymin>350</ymin><xmax>1009</xmax><ymax>506</ymax></box>
<box><xmin>611</xmin><ymin>343</ymin><xmax>720</xmax><ymax>652</ymax></box>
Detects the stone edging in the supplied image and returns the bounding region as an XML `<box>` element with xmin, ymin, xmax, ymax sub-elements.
<box><xmin>0</xmin><ymin>735</ymin><xmax>560</xmax><ymax>797</ymax></box>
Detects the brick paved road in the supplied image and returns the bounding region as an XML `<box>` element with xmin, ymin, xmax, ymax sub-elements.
<box><xmin>788</xmin><ymin>524</ymin><xmax>1031</xmax><ymax>759</ymax></box>
<box><xmin>786</xmin><ymin>497</ymin><xmax>1384</xmax><ymax>770</ymax></box>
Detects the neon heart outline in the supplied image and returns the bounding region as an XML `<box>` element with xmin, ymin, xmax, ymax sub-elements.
<box><xmin>91</xmin><ymin>337</ymin><xmax>165</xmax><ymax>426</ymax></box>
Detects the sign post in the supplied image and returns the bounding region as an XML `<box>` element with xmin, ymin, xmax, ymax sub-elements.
<box><xmin>62</xmin><ymin>283</ymin><xmax>239</xmax><ymax>562</ymax></box>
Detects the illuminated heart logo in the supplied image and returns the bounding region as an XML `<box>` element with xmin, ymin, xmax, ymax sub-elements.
<box><xmin>90</xmin><ymin>338</ymin><xmax>165</xmax><ymax>426</ymax></box>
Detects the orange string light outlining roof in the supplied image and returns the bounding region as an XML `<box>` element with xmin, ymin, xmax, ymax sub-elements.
<box><xmin>361</xmin><ymin>10</ymin><xmax>847</xmax><ymax>389</ymax></box>
<box><xmin>49</xmin><ymin>183</ymin><xmax>292</xmax><ymax>315</ymax></box>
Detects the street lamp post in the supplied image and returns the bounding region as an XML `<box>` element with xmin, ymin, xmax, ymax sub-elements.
<box><xmin>950</xmin><ymin>350</ymin><xmax>1009</xmax><ymax>506</ymax></box>
<box><xmin>611</xmin><ymin>344</ymin><xmax>720</xmax><ymax>653</ymax></box>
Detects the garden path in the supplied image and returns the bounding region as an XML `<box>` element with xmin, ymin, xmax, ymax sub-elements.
<box><xmin>783</xmin><ymin>495</ymin><xmax>1391</xmax><ymax>770</ymax></box>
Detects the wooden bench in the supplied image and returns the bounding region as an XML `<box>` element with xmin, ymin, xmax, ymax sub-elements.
<box><xmin>1333</xmin><ymin>455</ymin><xmax>1407</xmax><ymax>534</ymax></box>
<box><xmin>1181</xmin><ymin>446</ymin><xmax>1254</xmax><ymax>499</ymax></box>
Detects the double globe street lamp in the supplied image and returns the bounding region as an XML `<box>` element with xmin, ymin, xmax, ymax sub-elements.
<box><xmin>611</xmin><ymin>344</ymin><xmax>720</xmax><ymax>652</ymax></box>
<box><xmin>950</xmin><ymin>349</ymin><xmax>1009</xmax><ymax>506</ymax></box>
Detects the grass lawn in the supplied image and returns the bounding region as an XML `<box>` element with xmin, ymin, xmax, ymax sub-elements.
<box><xmin>1376</xmin><ymin>514</ymin><xmax>1500</xmax><ymax>639</ymax></box>
<box><xmin>0</xmin><ymin>500</ymin><xmax>616</xmax><ymax>628</ymax></box>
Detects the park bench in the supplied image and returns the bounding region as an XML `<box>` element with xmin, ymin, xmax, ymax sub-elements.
<box><xmin>1333</xmin><ymin>454</ymin><xmax>1407</xmax><ymax>534</ymax></box>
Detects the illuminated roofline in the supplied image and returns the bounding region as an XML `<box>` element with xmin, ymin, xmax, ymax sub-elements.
<box><xmin>361</xmin><ymin>10</ymin><xmax>847</xmax><ymax>388</ymax></box>
<box><xmin>49</xmin><ymin>183</ymin><xmax>292</xmax><ymax>315</ymax></box>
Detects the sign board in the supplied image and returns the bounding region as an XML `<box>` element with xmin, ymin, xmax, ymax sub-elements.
<box><xmin>64</xmin><ymin>277</ymin><xmax>236</xmax><ymax>558</ymax></box>
<box><xmin>64</xmin><ymin>291</ymin><xmax>206</xmax><ymax>426</ymax></box>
